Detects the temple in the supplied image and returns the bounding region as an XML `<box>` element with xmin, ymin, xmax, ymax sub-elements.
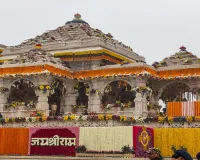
<box><xmin>0</xmin><ymin>13</ymin><xmax>200</xmax><ymax>159</ymax></box>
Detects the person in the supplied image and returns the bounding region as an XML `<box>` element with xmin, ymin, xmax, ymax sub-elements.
<box><xmin>147</xmin><ymin>148</ymin><xmax>163</xmax><ymax>160</ymax></box>
<box><xmin>172</xmin><ymin>149</ymin><xmax>193</xmax><ymax>160</ymax></box>
<box><xmin>196</xmin><ymin>152</ymin><xmax>200</xmax><ymax>160</ymax></box>
<box><xmin>0</xmin><ymin>113</ymin><xmax>3</xmax><ymax>118</ymax></box>
<box><xmin>51</xmin><ymin>103</ymin><xmax>57</xmax><ymax>117</ymax></box>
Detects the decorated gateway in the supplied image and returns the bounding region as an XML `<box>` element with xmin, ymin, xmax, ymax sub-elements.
<box><xmin>0</xmin><ymin>13</ymin><xmax>199</xmax><ymax>159</ymax></box>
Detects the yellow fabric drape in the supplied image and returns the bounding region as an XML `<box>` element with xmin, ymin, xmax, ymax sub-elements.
<box><xmin>79</xmin><ymin>126</ymin><xmax>133</xmax><ymax>151</ymax></box>
<box><xmin>154</xmin><ymin>128</ymin><xmax>200</xmax><ymax>157</ymax></box>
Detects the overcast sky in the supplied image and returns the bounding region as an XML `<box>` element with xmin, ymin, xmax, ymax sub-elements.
<box><xmin>0</xmin><ymin>0</ymin><xmax>200</xmax><ymax>64</ymax></box>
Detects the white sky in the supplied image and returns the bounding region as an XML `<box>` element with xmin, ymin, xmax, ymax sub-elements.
<box><xmin>1</xmin><ymin>0</ymin><xmax>200</xmax><ymax>64</ymax></box>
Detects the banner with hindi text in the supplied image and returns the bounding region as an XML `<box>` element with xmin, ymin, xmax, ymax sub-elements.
<box><xmin>29</xmin><ymin>127</ymin><xmax>79</xmax><ymax>156</ymax></box>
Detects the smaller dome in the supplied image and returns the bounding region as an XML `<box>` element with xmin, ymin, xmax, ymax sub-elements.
<box><xmin>152</xmin><ymin>46</ymin><xmax>200</xmax><ymax>68</ymax></box>
<box><xmin>65</xmin><ymin>13</ymin><xmax>89</xmax><ymax>25</ymax></box>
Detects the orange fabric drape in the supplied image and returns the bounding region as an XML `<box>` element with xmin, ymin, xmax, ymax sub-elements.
<box><xmin>0</xmin><ymin>128</ymin><xmax>29</xmax><ymax>155</ymax></box>
<box><xmin>0</xmin><ymin>66</ymin><xmax>43</xmax><ymax>75</ymax></box>
<box><xmin>194</xmin><ymin>101</ymin><xmax>200</xmax><ymax>116</ymax></box>
<box><xmin>167</xmin><ymin>102</ymin><xmax>182</xmax><ymax>116</ymax></box>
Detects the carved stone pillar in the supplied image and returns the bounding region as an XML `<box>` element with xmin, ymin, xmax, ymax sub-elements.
<box><xmin>63</xmin><ymin>80</ymin><xmax>77</xmax><ymax>113</ymax></box>
<box><xmin>35</xmin><ymin>75</ymin><xmax>52</xmax><ymax>116</ymax></box>
<box><xmin>36</xmin><ymin>90</ymin><xmax>50</xmax><ymax>116</ymax></box>
<box><xmin>142</xmin><ymin>94</ymin><xmax>148</xmax><ymax>113</ymax></box>
<box><xmin>59</xmin><ymin>97</ymin><xmax>65</xmax><ymax>115</ymax></box>
<box><xmin>89</xmin><ymin>80</ymin><xmax>103</xmax><ymax>113</ymax></box>
<box><xmin>134</xmin><ymin>77</ymin><xmax>148</xmax><ymax>117</ymax></box>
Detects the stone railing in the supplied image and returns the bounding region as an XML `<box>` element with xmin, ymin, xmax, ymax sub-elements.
<box><xmin>1</xmin><ymin>118</ymin><xmax>200</xmax><ymax>128</ymax></box>
<box><xmin>3</xmin><ymin>39</ymin><xmax>144</xmax><ymax>62</ymax></box>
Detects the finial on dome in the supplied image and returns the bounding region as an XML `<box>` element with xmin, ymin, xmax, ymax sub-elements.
<box><xmin>180</xmin><ymin>45</ymin><xmax>186</xmax><ymax>51</ymax></box>
<box><xmin>74</xmin><ymin>13</ymin><xmax>81</xmax><ymax>19</ymax></box>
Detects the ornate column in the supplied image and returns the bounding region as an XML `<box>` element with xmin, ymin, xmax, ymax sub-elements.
<box><xmin>59</xmin><ymin>97</ymin><xmax>65</xmax><ymax>115</ymax></box>
<box><xmin>63</xmin><ymin>80</ymin><xmax>77</xmax><ymax>113</ymax></box>
<box><xmin>35</xmin><ymin>75</ymin><xmax>52</xmax><ymax>116</ymax></box>
<box><xmin>89</xmin><ymin>80</ymin><xmax>103</xmax><ymax>113</ymax></box>
<box><xmin>134</xmin><ymin>77</ymin><xmax>148</xmax><ymax>117</ymax></box>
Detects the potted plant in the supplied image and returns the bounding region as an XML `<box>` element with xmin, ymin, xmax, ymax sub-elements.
<box><xmin>76</xmin><ymin>145</ymin><xmax>87</xmax><ymax>157</ymax></box>
<box><xmin>121</xmin><ymin>145</ymin><xmax>135</xmax><ymax>158</ymax></box>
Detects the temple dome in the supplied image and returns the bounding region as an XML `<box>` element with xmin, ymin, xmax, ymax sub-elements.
<box><xmin>13</xmin><ymin>13</ymin><xmax>133</xmax><ymax>52</ymax></box>
<box><xmin>152</xmin><ymin>46</ymin><xmax>200</xmax><ymax>68</ymax></box>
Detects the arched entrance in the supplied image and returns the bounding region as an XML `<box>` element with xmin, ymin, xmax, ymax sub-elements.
<box><xmin>102</xmin><ymin>80</ymin><xmax>135</xmax><ymax>108</ymax></box>
<box><xmin>7</xmin><ymin>79</ymin><xmax>38</xmax><ymax>108</ymax></box>
<box><xmin>160</xmin><ymin>82</ymin><xmax>193</xmax><ymax>102</ymax></box>
<box><xmin>48</xmin><ymin>79</ymin><xmax>66</xmax><ymax>116</ymax></box>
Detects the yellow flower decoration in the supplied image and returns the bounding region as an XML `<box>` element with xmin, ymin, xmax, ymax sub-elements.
<box><xmin>69</xmin><ymin>115</ymin><xmax>75</xmax><ymax>120</ymax></box>
<box><xmin>39</xmin><ymin>85</ymin><xmax>44</xmax><ymax>90</ymax></box>
<box><xmin>98</xmin><ymin>114</ymin><xmax>104</xmax><ymax>120</ymax></box>
<box><xmin>42</xmin><ymin>116</ymin><xmax>47</xmax><ymax>122</ymax></box>
<box><xmin>195</xmin><ymin>116</ymin><xmax>200</xmax><ymax>121</ymax></box>
<box><xmin>131</xmin><ymin>117</ymin><xmax>135</xmax><ymax>122</ymax></box>
<box><xmin>35</xmin><ymin>117</ymin><xmax>40</xmax><ymax>122</ymax></box>
<box><xmin>63</xmin><ymin>116</ymin><xmax>69</xmax><ymax>121</ymax></box>
<box><xmin>5</xmin><ymin>118</ymin><xmax>9</xmax><ymax>123</ymax></box>
<box><xmin>186</xmin><ymin>116</ymin><xmax>193</xmax><ymax>122</ymax></box>
<box><xmin>158</xmin><ymin>116</ymin><xmax>166</xmax><ymax>123</ymax></box>
<box><xmin>120</xmin><ymin>116</ymin><xmax>127</xmax><ymax>121</ymax></box>
<box><xmin>46</xmin><ymin>86</ymin><xmax>51</xmax><ymax>90</ymax></box>
<box><xmin>168</xmin><ymin>117</ymin><xmax>174</xmax><ymax>123</ymax></box>
<box><xmin>106</xmin><ymin>114</ymin><xmax>112</xmax><ymax>120</ymax></box>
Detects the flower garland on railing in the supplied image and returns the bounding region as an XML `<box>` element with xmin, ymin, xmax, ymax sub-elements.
<box><xmin>1</xmin><ymin>114</ymin><xmax>199</xmax><ymax>124</ymax></box>
<box><xmin>158</xmin><ymin>116</ymin><xmax>196</xmax><ymax>125</ymax></box>
<box><xmin>5</xmin><ymin>101</ymin><xmax>25</xmax><ymax>109</ymax></box>
<box><xmin>0</xmin><ymin>114</ymin><xmax>138</xmax><ymax>124</ymax></box>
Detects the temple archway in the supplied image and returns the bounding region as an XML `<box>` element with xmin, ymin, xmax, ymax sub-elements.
<box><xmin>74</xmin><ymin>82</ymin><xmax>89</xmax><ymax>108</ymax></box>
<box><xmin>102</xmin><ymin>80</ymin><xmax>135</xmax><ymax>107</ymax></box>
<box><xmin>7</xmin><ymin>79</ymin><xmax>38</xmax><ymax>108</ymax></box>
<box><xmin>160</xmin><ymin>82</ymin><xmax>193</xmax><ymax>102</ymax></box>
<box><xmin>48</xmin><ymin>79</ymin><xmax>66</xmax><ymax>116</ymax></box>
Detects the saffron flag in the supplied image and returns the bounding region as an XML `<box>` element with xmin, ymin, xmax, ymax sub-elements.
<box><xmin>133</xmin><ymin>126</ymin><xmax>154</xmax><ymax>157</ymax></box>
